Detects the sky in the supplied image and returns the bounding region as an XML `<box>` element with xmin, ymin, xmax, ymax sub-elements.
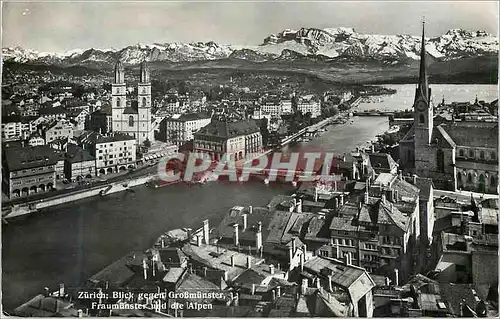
<box><xmin>2</xmin><ymin>1</ymin><xmax>498</xmax><ymax>53</ymax></box>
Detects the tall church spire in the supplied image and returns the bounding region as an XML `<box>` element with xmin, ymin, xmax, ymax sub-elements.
<box><xmin>417</xmin><ymin>20</ymin><xmax>429</xmax><ymax>103</ymax></box>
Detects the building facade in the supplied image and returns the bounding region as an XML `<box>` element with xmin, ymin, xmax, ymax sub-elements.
<box><xmin>43</xmin><ymin>119</ymin><xmax>74</xmax><ymax>144</ymax></box>
<box><xmin>194</xmin><ymin>120</ymin><xmax>263</xmax><ymax>162</ymax></box>
<box><xmin>159</xmin><ymin>113</ymin><xmax>211</xmax><ymax>146</ymax></box>
<box><xmin>399</xmin><ymin>23</ymin><xmax>499</xmax><ymax>194</ymax></box>
<box><xmin>111</xmin><ymin>61</ymin><xmax>154</xmax><ymax>145</ymax></box>
<box><xmin>64</xmin><ymin>144</ymin><xmax>96</xmax><ymax>181</ymax></box>
<box><xmin>3</xmin><ymin>145</ymin><xmax>59</xmax><ymax>198</ymax></box>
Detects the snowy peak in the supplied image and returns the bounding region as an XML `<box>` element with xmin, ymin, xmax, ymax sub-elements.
<box><xmin>261</xmin><ymin>27</ymin><xmax>498</xmax><ymax>61</ymax></box>
<box><xmin>2</xmin><ymin>27</ymin><xmax>497</xmax><ymax>66</ymax></box>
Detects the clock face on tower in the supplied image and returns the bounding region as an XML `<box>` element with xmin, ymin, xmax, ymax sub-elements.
<box><xmin>416</xmin><ymin>101</ymin><xmax>427</xmax><ymax>112</ymax></box>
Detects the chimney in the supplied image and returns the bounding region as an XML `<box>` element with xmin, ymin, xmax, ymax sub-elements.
<box><xmin>196</xmin><ymin>235</ymin><xmax>202</xmax><ymax>247</ymax></box>
<box><xmin>303</xmin><ymin>244</ymin><xmax>307</xmax><ymax>256</ymax></box>
<box><xmin>242</xmin><ymin>214</ymin><xmax>248</xmax><ymax>231</ymax></box>
<box><xmin>394</xmin><ymin>268</ymin><xmax>399</xmax><ymax>286</ymax></box>
<box><xmin>186</xmin><ymin>228</ymin><xmax>192</xmax><ymax>241</ymax></box>
<box><xmin>300</xmin><ymin>253</ymin><xmax>304</xmax><ymax>271</ymax></box>
<box><xmin>288</xmin><ymin>245</ymin><xmax>293</xmax><ymax>265</ymax></box>
<box><xmin>252</xmin><ymin>284</ymin><xmax>256</xmax><ymax>295</ymax></box>
<box><xmin>292</xmin><ymin>237</ymin><xmax>297</xmax><ymax>254</ymax></box>
<box><xmin>143</xmin><ymin>259</ymin><xmax>148</xmax><ymax>280</ymax></box>
<box><xmin>293</xmin><ymin>197</ymin><xmax>297</xmax><ymax>208</ymax></box>
<box><xmin>314</xmin><ymin>187</ymin><xmax>318</xmax><ymax>202</ymax></box>
<box><xmin>234</xmin><ymin>293</ymin><xmax>239</xmax><ymax>307</ymax></box>
<box><xmin>231</xmin><ymin>255</ymin><xmax>235</xmax><ymax>267</ymax></box>
<box><xmin>246</xmin><ymin>256</ymin><xmax>252</xmax><ymax>269</ymax></box>
<box><xmin>385</xmin><ymin>277</ymin><xmax>390</xmax><ymax>286</ymax></box>
<box><xmin>59</xmin><ymin>283</ymin><xmax>65</xmax><ymax>298</ymax></box>
<box><xmin>203</xmin><ymin>266</ymin><xmax>208</xmax><ymax>277</ymax></box>
<box><xmin>316</xmin><ymin>277</ymin><xmax>321</xmax><ymax>289</ymax></box>
<box><xmin>249</xmin><ymin>205</ymin><xmax>253</xmax><ymax>214</ymax></box>
<box><xmin>340</xmin><ymin>194</ymin><xmax>344</xmax><ymax>206</ymax></box>
<box><xmin>328</xmin><ymin>274</ymin><xmax>333</xmax><ymax>292</ymax></box>
<box><xmin>77</xmin><ymin>309</ymin><xmax>83</xmax><ymax>318</ymax></box>
<box><xmin>364</xmin><ymin>189</ymin><xmax>369</xmax><ymax>204</ymax></box>
<box><xmin>412</xmin><ymin>174</ymin><xmax>417</xmax><ymax>185</ymax></box>
<box><xmin>233</xmin><ymin>223</ymin><xmax>239</xmax><ymax>246</ymax></box>
<box><xmin>203</xmin><ymin>219</ymin><xmax>210</xmax><ymax>245</ymax></box>
<box><xmin>270</xmin><ymin>264</ymin><xmax>275</xmax><ymax>275</ymax></box>
<box><xmin>336</xmin><ymin>245</ymin><xmax>341</xmax><ymax>259</ymax></box>
<box><xmin>151</xmin><ymin>258</ymin><xmax>156</xmax><ymax>277</ymax></box>
<box><xmin>161</xmin><ymin>238</ymin><xmax>165</xmax><ymax>248</ymax></box>
<box><xmin>272</xmin><ymin>290</ymin><xmax>276</xmax><ymax>301</ymax></box>
<box><xmin>54</xmin><ymin>299</ymin><xmax>59</xmax><ymax>314</ymax></box>
<box><xmin>334</xmin><ymin>197</ymin><xmax>339</xmax><ymax>209</ymax></box>
<box><xmin>44</xmin><ymin>287</ymin><xmax>50</xmax><ymax>297</ymax></box>
<box><xmin>382</xmin><ymin>193</ymin><xmax>386</xmax><ymax>204</ymax></box>
<box><xmin>276</xmin><ymin>286</ymin><xmax>281</xmax><ymax>297</ymax></box>
<box><xmin>301</xmin><ymin>279</ymin><xmax>308</xmax><ymax>295</ymax></box>
<box><xmin>296</xmin><ymin>199</ymin><xmax>303</xmax><ymax>213</ymax></box>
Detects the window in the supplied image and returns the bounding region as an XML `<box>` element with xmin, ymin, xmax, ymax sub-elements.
<box><xmin>319</xmin><ymin>250</ymin><xmax>328</xmax><ymax>257</ymax></box>
<box><xmin>459</xmin><ymin>149</ymin><xmax>465</xmax><ymax>157</ymax></box>
<box><xmin>480</xmin><ymin>151</ymin><xmax>485</xmax><ymax>159</ymax></box>
<box><xmin>467</xmin><ymin>173</ymin><xmax>473</xmax><ymax>183</ymax></box>
<box><xmin>491</xmin><ymin>175</ymin><xmax>497</xmax><ymax>187</ymax></box>
<box><xmin>457</xmin><ymin>173</ymin><xmax>462</xmax><ymax>182</ymax></box>
<box><xmin>419</xmin><ymin>114</ymin><xmax>425</xmax><ymax>124</ymax></box>
<box><xmin>142</xmin><ymin>97</ymin><xmax>147</xmax><ymax>107</ymax></box>
<box><xmin>491</xmin><ymin>152</ymin><xmax>496</xmax><ymax>160</ymax></box>
<box><xmin>437</xmin><ymin>149</ymin><xmax>445</xmax><ymax>172</ymax></box>
<box><xmin>128</xmin><ymin>116</ymin><xmax>134</xmax><ymax>127</ymax></box>
<box><xmin>469</xmin><ymin>150</ymin><xmax>475</xmax><ymax>158</ymax></box>
<box><xmin>99</xmin><ymin>156</ymin><xmax>103</xmax><ymax>160</ymax></box>
<box><xmin>116</xmin><ymin>97</ymin><xmax>121</xmax><ymax>107</ymax></box>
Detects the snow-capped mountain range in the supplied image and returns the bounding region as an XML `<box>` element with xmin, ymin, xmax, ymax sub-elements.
<box><xmin>2</xmin><ymin>27</ymin><xmax>498</xmax><ymax>67</ymax></box>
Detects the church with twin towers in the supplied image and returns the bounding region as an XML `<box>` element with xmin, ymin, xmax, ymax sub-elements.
<box><xmin>111</xmin><ymin>60</ymin><xmax>154</xmax><ymax>145</ymax></box>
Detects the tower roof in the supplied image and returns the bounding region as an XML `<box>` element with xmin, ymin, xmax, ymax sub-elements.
<box><xmin>417</xmin><ymin>21</ymin><xmax>429</xmax><ymax>103</ymax></box>
<box><xmin>140</xmin><ymin>61</ymin><xmax>149</xmax><ymax>72</ymax></box>
<box><xmin>114</xmin><ymin>60</ymin><xmax>124</xmax><ymax>72</ymax></box>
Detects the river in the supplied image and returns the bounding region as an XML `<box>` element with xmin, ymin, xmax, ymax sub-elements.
<box><xmin>357</xmin><ymin>84</ymin><xmax>498</xmax><ymax>112</ymax></box>
<box><xmin>2</xmin><ymin>84</ymin><xmax>495</xmax><ymax>311</ymax></box>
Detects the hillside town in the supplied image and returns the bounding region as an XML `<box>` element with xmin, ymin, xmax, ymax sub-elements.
<box><xmin>3</xmin><ymin>20</ymin><xmax>499</xmax><ymax>318</ymax></box>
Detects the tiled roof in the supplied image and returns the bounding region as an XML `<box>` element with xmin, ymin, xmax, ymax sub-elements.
<box><xmin>357</xmin><ymin>199</ymin><xmax>409</xmax><ymax>232</ymax></box>
<box><xmin>65</xmin><ymin>144</ymin><xmax>95</xmax><ymax>163</ymax></box>
<box><xmin>123</xmin><ymin>106</ymin><xmax>138</xmax><ymax>114</ymax></box>
<box><xmin>195</xmin><ymin>119</ymin><xmax>260</xmax><ymax>138</ymax></box>
<box><xmin>303</xmin><ymin>256</ymin><xmax>374</xmax><ymax>289</ymax></box>
<box><xmin>304</xmin><ymin>216</ymin><xmax>331</xmax><ymax>242</ymax></box>
<box><xmin>215</xmin><ymin>206</ymin><xmax>272</xmax><ymax>243</ymax></box>
<box><xmin>96</xmin><ymin>133</ymin><xmax>135</xmax><ymax>144</ymax></box>
<box><xmin>169</xmin><ymin>112</ymin><xmax>211</xmax><ymax>122</ymax></box>
<box><xmin>330</xmin><ymin>216</ymin><xmax>358</xmax><ymax>231</ymax></box>
<box><xmin>369</xmin><ymin>153</ymin><xmax>397</xmax><ymax>171</ymax></box>
<box><xmin>441</xmin><ymin>121</ymin><xmax>498</xmax><ymax>148</ymax></box>
<box><xmin>4</xmin><ymin>145</ymin><xmax>61</xmax><ymax>171</ymax></box>
<box><xmin>39</xmin><ymin>106</ymin><xmax>67</xmax><ymax>116</ymax></box>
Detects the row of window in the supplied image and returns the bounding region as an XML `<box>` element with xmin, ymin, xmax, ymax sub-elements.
<box><xmin>381</xmin><ymin>236</ymin><xmax>402</xmax><ymax>246</ymax></box>
<box><xmin>101</xmin><ymin>158</ymin><xmax>133</xmax><ymax>165</ymax></box>
<box><xmin>458</xmin><ymin>149</ymin><xmax>496</xmax><ymax>160</ymax></box>
<box><xmin>457</xmin><ymin>172</ymin><xmax>497</xmax><ymax>187</ymax></box>
<box><xmin>332</xmin><ymin>238</ymin><xmax>355</xmax><ymax>247</ymax></box>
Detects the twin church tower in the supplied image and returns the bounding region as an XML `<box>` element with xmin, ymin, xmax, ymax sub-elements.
<box><xmin>111</xmin><ymin>61</ymin><xmax>154</xmax><ymax>145</ymax></box>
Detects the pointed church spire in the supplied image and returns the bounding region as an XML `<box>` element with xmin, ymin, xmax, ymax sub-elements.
<box><xmin>418</xmin><ymin>20</ymin><xmax>429</xmax><ymax>103</ymax></box>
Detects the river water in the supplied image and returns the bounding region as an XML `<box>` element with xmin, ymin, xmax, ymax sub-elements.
<box><xmin>2</xmin><ymin>84</ymin><xmax>495</xmax><ymax>311</ymax></box>
<box><xmin>357</xmin><ymin>84</ymin><xmax>498</xmax><ymax>112</ymax></box>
